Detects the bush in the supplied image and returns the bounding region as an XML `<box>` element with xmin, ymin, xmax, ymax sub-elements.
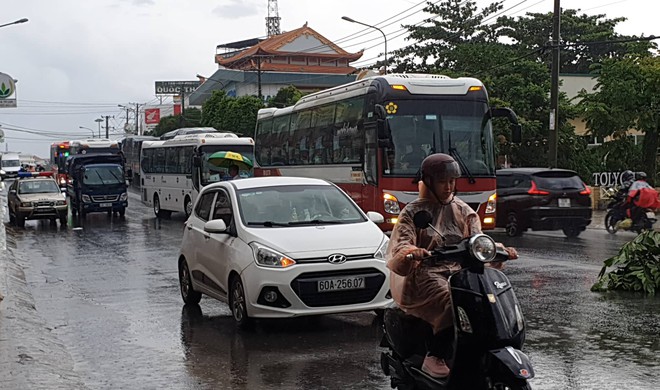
<box><xmin>591</xmin><ymin>231</ymin><xmax>660</xmax><ymax>295</ymax></box>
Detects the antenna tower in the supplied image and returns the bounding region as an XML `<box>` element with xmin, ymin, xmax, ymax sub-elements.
<box><xmin>266</xmin><ymin>0</ymin><xmax>281</xmax><ymax>36</ymax></box>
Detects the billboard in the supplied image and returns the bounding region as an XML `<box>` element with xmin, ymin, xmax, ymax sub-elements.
<box><xmin>144</xmin><ymin>108</ymin><xmax>160</xmax><ymax>125</ymax></box>
<box><xmin>0</xmin><ymin>72</ymin><xmax>17</xmax><ymax>108</ymax></box>
<box><xmin>155</xmin><ymin>80</ymin><xmax>199</xmax><ymax>95</ymax></box>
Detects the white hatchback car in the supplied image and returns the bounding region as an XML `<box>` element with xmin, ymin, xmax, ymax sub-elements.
<box><xmin>178</xmin><ymin>176</ymin><xmax>392</xmax><ymax>327</ymax></box>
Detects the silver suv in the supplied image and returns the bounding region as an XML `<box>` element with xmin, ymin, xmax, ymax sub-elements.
<box><xmin>8</xmin><ymin>176</ymin><xmax>68</xmax><ymax>227</ymax></box>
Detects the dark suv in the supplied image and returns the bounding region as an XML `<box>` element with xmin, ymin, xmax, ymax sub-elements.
<box><xmin>496</xmin><ymin>168</ymin><xmax>592</xmax><ymax>237</ymax></box>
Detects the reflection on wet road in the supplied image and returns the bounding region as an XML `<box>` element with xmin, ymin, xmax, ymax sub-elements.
<box><xmin>3</xmin><ymin>185</ymin><xmax>659</xmax><ymax>389</ymax></box>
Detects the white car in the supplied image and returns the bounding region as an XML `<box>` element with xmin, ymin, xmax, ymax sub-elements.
<box><xmin>178</xmin><ymin>176</ymin><xmax>392</xmax><ymax>327</ymax></box>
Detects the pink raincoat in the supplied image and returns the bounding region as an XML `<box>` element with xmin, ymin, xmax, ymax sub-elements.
<box><xmin>386</xmin><ymin>196</ymin><xmax>481</xmax><ymax>334</ymax></box>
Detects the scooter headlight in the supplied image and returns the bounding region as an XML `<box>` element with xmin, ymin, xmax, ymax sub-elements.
<box><xmin>468</xmin><ymin>234</ymin><xmax>496</xmax><ymax>262</ymax></box>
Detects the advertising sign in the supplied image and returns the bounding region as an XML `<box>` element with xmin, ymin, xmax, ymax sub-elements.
<box><xmin>144</xmin><ymin>108</ymin><xmax>161</xmax><ymax>124</ymax></box>
<box><xmin>0</xmin><ymin>72</ymin><xmax>17</xmax><ymax>108</ymax></box>
<box><xmin>155</xmin><ymin>81</ymin><xmax>199</xmax><ymax>95</ymax></box>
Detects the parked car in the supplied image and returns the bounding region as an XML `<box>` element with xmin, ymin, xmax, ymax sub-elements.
<box><xmin>178</xmin><ymin>176</ymin><xmax>391</xmax><ymax>327</ymax></box>
<box><xmin>7</xmin><ymin>173</ymin><xmax>68</xmax><ymax>227</ymax></box>
<box><xmin>496</xmin><ymin>168</ymin><xmax>592</xmax><ymax>237</ymax></box>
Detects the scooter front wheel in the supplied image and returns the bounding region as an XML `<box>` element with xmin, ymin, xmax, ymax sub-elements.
<box><xmin>604</xmin><ymin>210</ymin><xmax>619</xmax><ymax>234</ymax></box>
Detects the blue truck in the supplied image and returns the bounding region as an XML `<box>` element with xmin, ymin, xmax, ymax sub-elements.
<box><xmin>66</xmin><ymin>154</ymin><xmax>128</xmax><ymax>217</ymax></box>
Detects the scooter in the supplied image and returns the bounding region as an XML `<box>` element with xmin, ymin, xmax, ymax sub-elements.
<box><xmin>380</xmin><ymin>211</ymin><xmax>534</xmax><ymax>390</ymax></box>
<box><xmin>603</xmin><ymin>186</ymin><xmax>657</xmax><ymax>234</ymax></box>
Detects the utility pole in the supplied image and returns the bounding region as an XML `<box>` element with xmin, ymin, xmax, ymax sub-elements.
<box><xmin>124</xmin><ymin>106</ymin><xmax>130</xmax><ymax>131</ymax></box>
<box><xmin>256</xmin><ymin>56</ymin><xmax>263</xmax><ymax>101</ymax></box>
<box><xmin>548</xmin><ymin>0</ymin><xmax>561</xmax><ymax>168</ymax></box>
<box><xmin>101</xmin><ymin>115</ymin><xmax>113</xmax><ymax>138</ymax></box>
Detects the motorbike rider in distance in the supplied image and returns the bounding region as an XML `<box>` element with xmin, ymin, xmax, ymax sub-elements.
<box><xmin>386</xmin><ymin>153</ymin><xmax>518</xmax><ymax>379</ymax></box>
<box><xmin>627</xmin><ymin>172</ymin><xmax>660</xmax><ymax>228</ymax></box>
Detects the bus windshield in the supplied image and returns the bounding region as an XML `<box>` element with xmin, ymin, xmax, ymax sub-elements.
<box><xmin>199</xmin><ymin>144</ymin><xmax>255</xmax><ymax>186</ymax></box>
<box><xmin>382</xmin><ymin>99</ymin><xmax>495</xmax><ymax>177</ymax></box>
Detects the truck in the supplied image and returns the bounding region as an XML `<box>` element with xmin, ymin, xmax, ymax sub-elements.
<box><xmin>66</xmin><ymin>154</ymin><xmax>128</xmax><ymax>218</ymax></box>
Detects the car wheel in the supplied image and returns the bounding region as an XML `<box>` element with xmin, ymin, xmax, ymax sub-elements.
<box><xmin>184</xmin><ymin>196</ymin><xmax>192</xmax><ymax>218</ymax></box>
<box><xmin>179</xmin><ymin>259</ymin><xmax>202</xmax><ymax>305</ymax></box>
<box><xmin>50</xmin><ymin>218</ymin><xmax>57</xmax><ymax>225</ymax></box>
<box><xmin>604</xmin><ymin>210</ymin><xmax>618</xmax><ymax>234</ymax></box>
<box><xmin>505</xmin><ymin>212</ymin><xmax>523</xmax><ymax>237</ymax></box>
<box><xmin>562</xmin><ymin>226</ymin><xmax>581</xmax><ymax>238</ymax></box>
<box><xmin>153</xmin><ymin>194</ymin><xmax>171</xmax><ymax>219</ymax></box>
<box><xmin>230</xmin><ymin>277</ymin><xmax>253</xmax><ymax>329</ymax></box>
<box><xmin>60</xmin><ymin>216</ymin><xmax>67</xmax><ymax>226</ymax></box>
<box><xmin>16</xmin><ymin>215</ymin><xmax>25</xmax><ymax>228</ymax></box>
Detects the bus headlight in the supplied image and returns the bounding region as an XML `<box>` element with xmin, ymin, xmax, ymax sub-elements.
<box><xmin>468</xmin><ymin>234</ymin><xmax>496</xmax><ymax>262</ymax></box>
<box><xmin>383</xmin><ymin>193</ymin><xmax>400</xmax><ymax>215</ymax></box>
<box><xmin>485</xmin><ymin>193</ymin><xmax>496</xmax><ymax>214</ymax></box>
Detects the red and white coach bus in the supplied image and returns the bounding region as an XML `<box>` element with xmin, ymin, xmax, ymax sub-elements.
<box><xmin>254</xmin><ymin>73</ymin><xmax>521</xmax><ymax>231</ymax></box>
<box><xmin>50</xmin><ymin>141</ymin><xmax>71</xmax><ymax>188</ymax></box>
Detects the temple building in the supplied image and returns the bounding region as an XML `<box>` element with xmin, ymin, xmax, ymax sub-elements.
<box><xmin>188</xmin><ymin>24</ymin><xmax>363</xmax><ymax>106</ymax></box>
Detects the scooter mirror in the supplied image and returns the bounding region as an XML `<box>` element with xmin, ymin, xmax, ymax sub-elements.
<box><xmin>412</xmin><ymin>211</ymin><xmax>433</xmax><ymax>229</ymax></box>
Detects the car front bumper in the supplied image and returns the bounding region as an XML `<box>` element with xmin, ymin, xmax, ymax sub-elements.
<box><xmin>240</xmin><ymin>259</ymin><xmax>392</xmax><ymax>318</ymax></box>
<box><xmin>527</xmin><ymin>206</ymin><xmax>592</xmax><ymax>231</ymax></box>
<box><xmin>82</xmin><ymin>201</ymin><xmax>128</xmax><ymax>213</ymax></box>
<box><xmin>17</xmin><ymin>205</ymin><xmax>68</xmax><ymax>220</ymax></box>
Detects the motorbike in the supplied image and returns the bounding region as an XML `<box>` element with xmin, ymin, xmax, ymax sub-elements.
<box><xmin>602</xmin><ymin>186</ymin><xmax>657</xmax><ymax>234</ymax></box>
<box><xmin>380</xmin><ymin>211</ymin><xmax>534</xmax><ymax>390</ymax></box>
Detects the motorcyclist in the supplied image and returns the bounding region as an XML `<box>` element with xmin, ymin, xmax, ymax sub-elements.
<box><xmin>386</xmin><ymin>153</ymin><xmax>518</xmax><ymax>379</ymax></box>
<box><xmin>627</xmin><ymin>172</ymin><xmax>660</xmax><ymax>227</ymax></box>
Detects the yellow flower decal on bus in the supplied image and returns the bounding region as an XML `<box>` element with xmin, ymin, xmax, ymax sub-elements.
<box><xmin>385</xmin><ymin>102</ymin><xmax>398</xmax><ymax>114</ymax></box>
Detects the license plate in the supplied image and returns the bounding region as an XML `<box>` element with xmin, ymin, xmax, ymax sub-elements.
<box><xmin>318</xmin><ymin>277</ymin><xmax>365</xmax><ymax>292</ymax></box>
<box><xmin>558</xmin><ymin>198</ymin><xmax>570</xmax><ymax>208</ymax></box>
<box><xmin>646</xmin><ymin>211</ymin><xmax>656</xmax><ymax>219</ymax></box>
<box><xmin>100</xmin><ymin>203</ymin><xmax>113</xmax><ymax>208</ymax></box>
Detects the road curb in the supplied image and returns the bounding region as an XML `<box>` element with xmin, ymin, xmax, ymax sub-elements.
<box><xmin>0</xmin><ymin>224</ymin><xmax>86</xmax><ymax>389</ymax></box>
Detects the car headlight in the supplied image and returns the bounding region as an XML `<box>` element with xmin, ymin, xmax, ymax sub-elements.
<box><xmin>20</xmin><ymin>201</ymin><xmax>33</xmax><ymax>207</ymax></box>
<box><xmin>120</xmin><ymin>192</ymin><xmax>128</xmax><ymax>201</ymax></box>
<box><xmin>250</xmin><ymin>243</ymin><xmax>296</xmax><ymax>268</ymax></box>
<box><xmin>56</xmin><ymin>200</ymin><xmax>67</xmax><ymax>206</ymax></box>
<box><xmin>82</xmin><ymin>194</ymin><xmax>91</xmax><ymax>203</ymax></box>
<box><xmin>374</xmin><ymin>235</ymin><xmax>390</xmax><ymax>261</ymax></box>
<box><xmin>383</xmin><ymin>193</ymin><xmax>400</xmax><ymax>215</ymax></box>
<box><xmin>468</xmin><ymin>234</ymin><xmax>496</xmax><ymax>262</ymax></box>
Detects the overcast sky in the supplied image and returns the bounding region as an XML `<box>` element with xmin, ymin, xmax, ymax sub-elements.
<box><xmin>1</xmin><ymin>0</ymin><xmax>657</xmax><ymax>158</ymax></box>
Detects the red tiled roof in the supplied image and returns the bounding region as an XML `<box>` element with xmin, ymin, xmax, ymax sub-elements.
<box><xmin>216</xmin><ymin>24</ymin><xmax>363</xmax><ymax>69</ymax></box>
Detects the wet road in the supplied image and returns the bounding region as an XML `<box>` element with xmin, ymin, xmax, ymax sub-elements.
<box><xmin>2</xmin><ymin>185</ymin><xmax>659</xmax><ymax>389</ymax></box>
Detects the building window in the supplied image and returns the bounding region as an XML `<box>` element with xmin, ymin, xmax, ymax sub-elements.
<box><xmin>290</xmin><ymin>56</ymin><xmax>306</xmax><ymax>65</ymax></box>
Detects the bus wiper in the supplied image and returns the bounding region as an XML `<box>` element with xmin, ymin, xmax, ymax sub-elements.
<box><xmin>288</xmin><ymin>219</ymin><xmax>345</xmax><ymax>225</ymax></box>
<box><xmin>448</xmin><ymin>133</ymin><xmax>476</xmax><ymax>184</ymax></box>
<box><xmin>247</xmin><ymin>221</ymin><xmax>290</xmax><ymax>227</ymax></box>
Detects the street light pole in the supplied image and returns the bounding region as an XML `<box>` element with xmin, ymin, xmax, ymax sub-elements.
<box><xmin>0</xmin><ymin>18</ymin><xmax>28</xmax><ymax>29</ymax></box>
<box><xmin>94</xmin><ymin>118</ymin><xmax>103</xmax><ymax>138</ymax></box>
<box><xmin>78</xmin><ymin>126</ymin><xmax>94</xmax><ymax>138</ymax></box>
<box><xmin>342</xmin><ymin>16</ymin><xmax>387</xmax><ymax>74</ymax></box>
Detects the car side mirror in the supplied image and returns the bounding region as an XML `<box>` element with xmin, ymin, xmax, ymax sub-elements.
<box><xmin>9</xmin><ymin>189</ymin><xmax>16</xmax><ymax>195</ymax></box>
<box><xmin>204</xmin><ymin>219</ymin><xmax>227</xmax><ymax>234</ymax></box>
<box><xmin>366</xmin><ymin>211</ymin><xmax>385</xmax><ymax>224</ymax></box>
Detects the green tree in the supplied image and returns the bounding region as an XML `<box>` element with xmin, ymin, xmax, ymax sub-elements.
<box><xmin>268</xmin><ymin>85</ymin><xmax>302</xmax><ymax>108</ymax></box>
<box><xmin>201</xmin><ymin>91</ymin><xmax>264</xmax><ymax>136</ymax></box>
<box><xmin>150</xmin><ymin>107</ymin><xmax>202</xmax><ymax>137</ymax></box>
<box><xmin>577</xmin><ymin>56</ymin><xmax>660</xmax><ymax>184</ymax></box>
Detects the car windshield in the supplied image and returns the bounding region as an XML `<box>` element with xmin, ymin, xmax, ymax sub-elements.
<box><xmin>82</xmin><ymin>165</ymin><xmax>124</xmax><ymax>185</ymax></box>
<box><xmin>382</xmin><ymin>99</ymin><xmax>495</xmax><ymax>177</ymax></box>
<box><xmin>237</xmin><ymin>184</ymin><xmax>366</xmax><ymax>226</ymax></box>
<box><xmin>18</xmin><ymin>180</ymin><xmax>59</xmax><ymax>194</ymax></box>
<box><xmin>533</xmin><ymin>172</ymin><xmax>584</xmax><ymax>191</ymax></box>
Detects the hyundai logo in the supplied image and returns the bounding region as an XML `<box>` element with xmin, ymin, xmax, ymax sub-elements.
<box><xmin>327</xmin><ymin>254</ymin><xmax>347</xmax><ymax>264</ymax></box>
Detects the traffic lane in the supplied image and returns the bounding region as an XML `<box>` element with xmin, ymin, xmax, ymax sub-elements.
<box><xmin>7</xmin><ymin>197</ymin><xmax>389</xmax><ymax>389</ymax></box>
<box><xmin>491</xmin><ymin>229</ymin><xmax>660</xmax><ymax>389</ymax></box>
